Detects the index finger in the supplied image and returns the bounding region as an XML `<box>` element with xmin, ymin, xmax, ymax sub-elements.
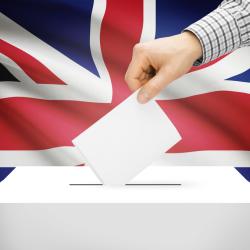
<box><xmin>124</xmin><ymin>54</ymin><xmax>148</xmax><ymax>91</ymax></box>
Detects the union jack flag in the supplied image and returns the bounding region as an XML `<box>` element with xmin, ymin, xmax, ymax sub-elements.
<box><xmin>0</xmin><ymin>0</ymin><xmax>250</xmax><ymax>167</ymax></box>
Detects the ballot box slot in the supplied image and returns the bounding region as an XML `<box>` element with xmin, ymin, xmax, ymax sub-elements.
<box><xmin>69</xmin><ymin>183</ymin><xmax>182</xmax><ymax>186</ymax></box>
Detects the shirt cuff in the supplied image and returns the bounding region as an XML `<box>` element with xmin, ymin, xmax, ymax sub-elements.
<box><xmin>183</xmin><ymin>1</ymin><xmax>249</xmax><ymax>66</ymax></box>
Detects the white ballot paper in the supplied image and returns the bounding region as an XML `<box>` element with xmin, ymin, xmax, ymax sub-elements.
<box><xmin>72</xmin><ymin>91</ymin><xmax>181</xmax><ymax>185</ymax></box>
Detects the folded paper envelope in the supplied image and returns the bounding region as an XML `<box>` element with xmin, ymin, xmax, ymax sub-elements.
<box><xmin>72</xmin><ymin>91</ymin><xmax>181</xmax><ymax>185</ymax></box>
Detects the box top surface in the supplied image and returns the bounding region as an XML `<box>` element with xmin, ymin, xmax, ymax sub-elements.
<box><xmin>0</xmin><ymin>166</ymin><xmax>249</xmax><ymax>203</ymax></box>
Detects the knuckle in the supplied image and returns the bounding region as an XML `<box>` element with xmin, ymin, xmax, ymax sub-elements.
<box><xmin>124</xmin><ymin>72</ymin><xmax>129</xmax><ymax>83</ymax></box>
<box><xmin>163</xmin><ymin>65</ymin><xmax>178</xmax><ymax>79</ymax></box>
<box><xmin>133</xmin><ymin>43</ymin><xmax>147</xmax><ymax>54</ymax></box>
<box><xmin>148</xmin><ymin>84</ymin><xmax>162</xmax><ymax>95</ymax></box>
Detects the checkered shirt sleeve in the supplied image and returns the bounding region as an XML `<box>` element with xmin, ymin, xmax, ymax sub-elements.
<box><xmin>184</xmin><ymin>0</ymin><xmax>250</xmax><ymax>65</ymax></box>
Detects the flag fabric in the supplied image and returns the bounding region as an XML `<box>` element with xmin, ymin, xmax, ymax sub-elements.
<box><xmin>236</xmin><ymin>168</ymin><xmax>250</xmax><ymax>182</ymax></box>
<box><xmin>0</xmin><ymin>0</ymin><xmax>250</xmax><ymax>166</ymax></box>
<box><xmin>0</xmin><ymin>167</ymin><xmax>14</xmax><ymax>182</ymax></box>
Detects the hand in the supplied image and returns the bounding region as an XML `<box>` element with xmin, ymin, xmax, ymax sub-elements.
<box><xmin>125</xmin><ymin>31</ymin><xmax>202</xmax><ymax>104</ymax></box>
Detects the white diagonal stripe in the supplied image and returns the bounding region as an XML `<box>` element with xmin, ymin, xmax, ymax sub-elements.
<box><xmin>0</xmin><ymin>0</ymin><xmax>112</xmax><ymax>102</ymax></box>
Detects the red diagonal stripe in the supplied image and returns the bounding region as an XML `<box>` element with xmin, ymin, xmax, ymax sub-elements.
<box><xmin>0</xmin><ymin>0</ymin><xmax>143</xmax><ymax>150</ymax></box>
<box><xmin>0</xmin><ymin>39</ymin><xmax>65</xmax><ymax>84</ymax></box>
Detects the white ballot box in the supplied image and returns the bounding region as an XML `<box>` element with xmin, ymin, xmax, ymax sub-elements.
<box><xmin>0</xmin><ymin>166</ymin><xmax>250</xmax><ymax>250</ymax></box>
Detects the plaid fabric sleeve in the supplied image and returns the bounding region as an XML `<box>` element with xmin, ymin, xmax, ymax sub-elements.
<box><xmin>184</xmin><ymin>0</ymin><xmax>250</xmax><ymax>65</ymax></box>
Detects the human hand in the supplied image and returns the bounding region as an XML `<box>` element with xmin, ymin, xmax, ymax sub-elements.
<box><xmin>125</xmin><ymin>31</ymin><xmax>202</xmax><ymax>104</ymax></box>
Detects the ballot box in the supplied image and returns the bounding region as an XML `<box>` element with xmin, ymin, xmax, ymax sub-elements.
<box><xmin>0</xmin><ymin>166</ymin><xmax>250</xmax><ymax>250</ymax></box>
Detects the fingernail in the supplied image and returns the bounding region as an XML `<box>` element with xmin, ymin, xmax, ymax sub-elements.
<box><xmin>137</xmin><ymin>91</ymin><xmax>150</xmax><ymax>104</ymax></box>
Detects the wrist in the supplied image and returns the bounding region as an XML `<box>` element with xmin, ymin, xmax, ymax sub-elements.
<box><xmin>181</xmin><ymin>31</ymin><xmax>203</xmax><ymax>63</ymax></box>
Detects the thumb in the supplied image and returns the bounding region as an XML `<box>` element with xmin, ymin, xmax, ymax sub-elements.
<box><xmin>137</xmin><ymin>67</ymin><xmax>177</xmax><ymax>104</ymax></box>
